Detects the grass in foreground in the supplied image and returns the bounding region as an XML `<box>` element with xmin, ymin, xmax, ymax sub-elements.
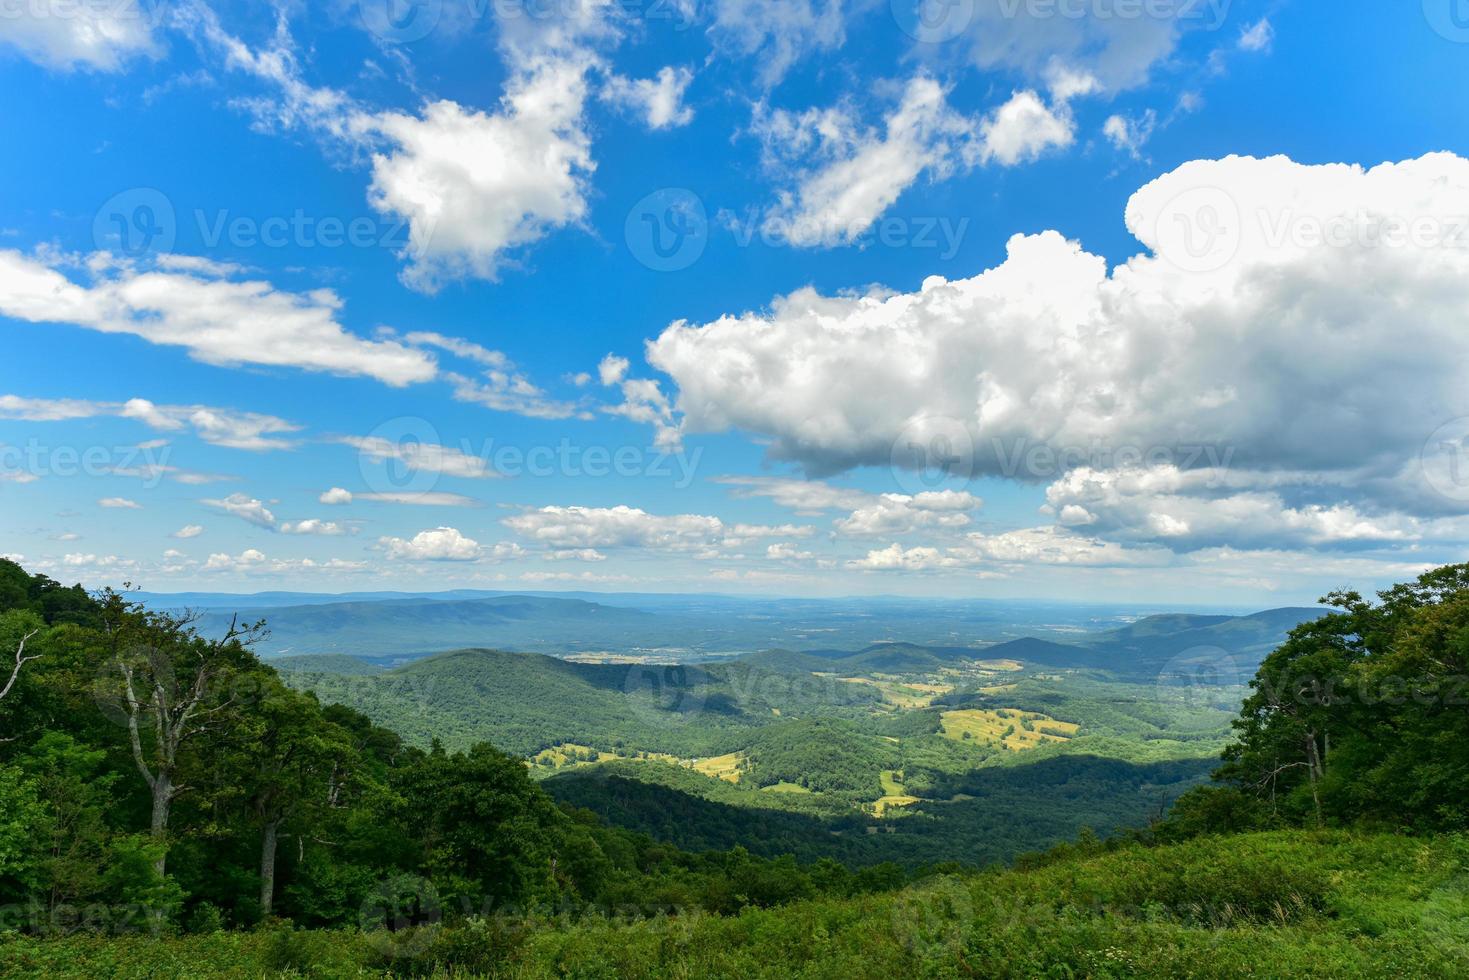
<box><xmin>3</xmin><ymin>831</ymin><xmax>1464</xmax><ymax>979</ymax></box>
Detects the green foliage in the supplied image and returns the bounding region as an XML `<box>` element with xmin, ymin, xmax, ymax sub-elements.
<box><xmin>1173</xmin><ymin>562</ymin><xmax>1469</xmax><ymax>835</ymax></box>
<box><xmin>1</xmin><ymin>831</ymin><xmax>1464</xmax><ymax>978</ymax></box>
<box><xmin>0</xmin><ymin>765</ymin><xmax>44</xmax><ymax>896</ymax></box>
<box><xmin>742</xmin><ymin>719</ymin><xmax>898</xmax><ymax>796</ymax></box>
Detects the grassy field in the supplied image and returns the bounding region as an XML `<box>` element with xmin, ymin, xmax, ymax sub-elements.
<box><xmin>689</xmin><ymin>752</ymin><xmax>745</xmax><ymax>784</ymax></box>
<box><xmin>939</xmin><ymin>708</ymin><xmax>1079</xmax><ymax>751</ymax></box>
<box><xmin>872</xmin><ymin>769</ymin><xmax>921</xmax><ymax>817</ymax></box>
<box><xmin>827</xmin><ymin>675</ymin><xmax>955</xmax><ymax>710</ymax></box>
<box><xmin>4</xmin><ymin>831</ymin><xmax>1462</xmax><ymax>979</ymax></box>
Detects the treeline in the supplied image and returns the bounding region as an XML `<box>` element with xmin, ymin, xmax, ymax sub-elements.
<box><xmin>1160</xmin><ymin>562</ymin><xmax>1469</xmax><ymax>837</ymax></box>
<box><xmin>0</xmin><ymin>560</ymin><xmax>902</xmax><ymax>936</ymax></box>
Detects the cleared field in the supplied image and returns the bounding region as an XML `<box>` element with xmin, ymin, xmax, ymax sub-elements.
<box><xmin>529</xmin><ymin>743</ymin><xmax>681</xmax><ymax>769</ymax></box>
<box><xmin>939</xmin><ymin>708</ymin><xmax>1079</xmax><ymax>751</ymax></box>
<box><xmin>873</xmin><ymin>769</ymin><xmax>922</xmax><ymax>817</ymax></box>
<box><xmin>835</xmin><ymin>675</ymin><xmax>955</xmax><ymax>708</ymax></box>
<box><xmin>759</xmin><ymin>781</ymin><xmax>812</xmax><ymax>794</ymax></box>
<box><xmin>690</xmin><ymin>752</ymin><xmax>745</xmax><ymax>784</ymax></box>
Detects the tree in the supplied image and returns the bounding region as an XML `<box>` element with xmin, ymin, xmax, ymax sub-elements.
<box><xmin>1203</xmin><ymin>562</ymin><xmax>1469</xmax><ymax>833</ymax></box>
<box><xmin>96</xmin><ymin>591</ymin><xmax>264</xmax><ymax>879</ymax></box>
<box><xmin>17</xmin><ymin>732</ymin><xmax>120</xmax><ymax>920</ymax></box>
<box><xmin>242</xmin><ymin>682</ymin><xmax>353</xmax><ymax>919</ymax></box>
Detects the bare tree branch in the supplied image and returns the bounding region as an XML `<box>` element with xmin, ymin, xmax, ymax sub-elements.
<box><xmin>0</xmin><ymin>629</ymin><xmax>41</xmax><ymax>704</ymax></box>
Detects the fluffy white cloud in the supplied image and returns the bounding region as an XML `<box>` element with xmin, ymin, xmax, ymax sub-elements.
<box><xmin>0</xmin><ymin>2</ymin><xmax>159</xmax><ymax>71</ymax></box>
<box><xmin>201</xmin><ymin>492</ymin><xmax>362</xmax><ymax>537</ymax></box>
<box><xmin>601</xmin><ymin>378</ymin><xmax>681</xmax><ymax>449</ymax></box>
<box><xmin>98</xmin><ymin>497</ymin><xmax>141</xmax><ymax>509</ymax></box>
<box><xmin>601</xmin><ymin>66</ymin><xmax>694</xmax><ymax>129</ymax></box>
<box><xmin>172</xmin><ymin>525</ymin><xmax>204</xmax><ymax>539</ymax></box>
<box><xmin>975</xmin><ymin>89</ymin><xmax>1075</xmax><ymax>166</ymax></box>
<box><xmin>595</xmin><ymin>355</ymin><xmax>680</xmax><ymax>445</ymax></box>
<box><xmin>381</xmin><ymin>527</ymin><xmax>483</xmax><ymax>561</ymax></box>
<box><xmin>1043</xmin><ymin>466</ymin><xmax>1424</xmax><ymax>549</ymax></box>
<box><xmin>202</xmin><ymin>493</ymin><xmax>277</xmax><ymax>529</ymax></box>
<box><xmin>0</xmin><ymin>253</ymin><xmax>434</xmax><ymax>385</ymax></box>
<box><xmin>504</xmin><ymin>505</ymin><xmax>809</xmax><ymax>553</ymax></box>
<box><xmin>834</xmin><ymin>490</ymin><xmax>984</xmax><ymax>536</ymax></box>
<box><xmin>363</xmin><ymin>59</ymin><xmax>596</xmax><ymax>291</ymax></box>
<box><xmin>647</xmin><ymin>154</ymin><xmax>1469</xmax><ymax>549</ymax></box>
<box><xmin>849</xmin><ymin>526</ymin><xmax>1162</xmax><ymax>571</ymax></box>
<box><xmin>319</xmin><ymin>488</ymin><xmax>353</xmax><ymax>505</ymax></box>
<box><xmin>598</xmin><ymin>355</ymin><xmax>630</xmax><ymax>386</ymax></box>
<box><xmin>204</xmin><ymin>549</ymin><xmax>267</xmax><ymax>572</ymax></box>
<box><xmin>196</xmin><ymin>549</ymin><xmax>370</xmax><ymax>575</ymax></box>
<box><xmin>766</xmin><ymin>542</ymin><xmax>815</xmax><ymax>561</ymax></box>
<box><xmin>188</xmin><ymin>2</ymin><xmax>607</xmax><ymax>291</ymax></box>
<box><xmin>278</xmin><ymin>519</ymin><xmax>350</xmax><ymax>536</ymax></box>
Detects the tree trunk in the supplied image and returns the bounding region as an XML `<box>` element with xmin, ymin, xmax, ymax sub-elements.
<box><xmin>1304</xmin><ymin>732</ymin><xmax>1324</xmax><ymax>828</ymax></box>
<box><xmin>150</xmin><ymin>774</ymin><xmax>173</xmax><ymax>878</ymax></box>
<box><xmin>259</xmin><ymin>819</ymin><xmax>281</xmax><ymax>919</ymax></box>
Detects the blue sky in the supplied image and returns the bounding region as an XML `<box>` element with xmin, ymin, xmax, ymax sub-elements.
<box><xmin>2</xmin><ymin>0</ymin><xmax>1468</xmax><ymax>604</ymax></box>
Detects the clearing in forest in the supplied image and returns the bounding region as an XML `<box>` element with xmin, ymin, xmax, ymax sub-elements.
<box><xmin>690</xmin><ymin>752</ymin><xmax>745</xmax><ymax>783</ymax></box>
<box><xmin>872</xmin><ymin>769</ymin><xmax>921</xmax><ymax>816</ymax></box>
<box><xmin>939</xmin><ymin>708</ymin><xmax>1079</xmax><ymax>751</ymax></box>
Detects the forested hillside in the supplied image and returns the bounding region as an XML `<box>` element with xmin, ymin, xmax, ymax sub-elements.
<box><xmin>0</xmin><ymin>559</ymin><xmax>912</xmax><ymax>941</ymax></box>
<box><xmin>272</xmin><ymin>605</ymin><xmax>1288</xmax><ymax>868</ymax></box>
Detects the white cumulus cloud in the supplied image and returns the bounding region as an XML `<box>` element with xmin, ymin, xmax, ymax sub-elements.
<box><xmin>381</xmin><ymin>527</ymin><xmax>484</xmax><ymax>561</ymax></box>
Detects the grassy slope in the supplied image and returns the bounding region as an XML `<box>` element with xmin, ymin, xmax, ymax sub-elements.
<box><xmin>6</xmin><ymin>831</ymin><xmax>1464</xmax><ymax>978</ymax></box>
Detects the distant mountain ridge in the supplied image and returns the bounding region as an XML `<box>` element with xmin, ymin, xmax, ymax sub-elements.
<box><xmin>969</xmin><ymin>607</ymin><xmax>1322</xmax><ymax>679</ymax></box>
<box><xmin>737</xmin><ymin>607</ymin><xmax>1324</xmax><ymax>681</ymax></box>
<box><xmin>196</xmin><ymin>594</ymin><xmax>657</xmax><ymax>658</ymax></box>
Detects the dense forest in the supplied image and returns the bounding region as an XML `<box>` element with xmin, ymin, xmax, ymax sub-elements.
<box><xmin>1</xmin><ymin>558</ymin><xmax>1466</xmax><ymax>977</ymax></box>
